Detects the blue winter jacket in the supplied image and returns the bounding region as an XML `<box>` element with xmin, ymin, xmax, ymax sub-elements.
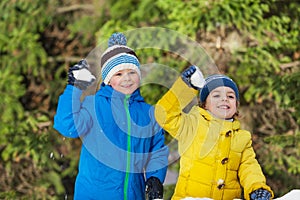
<box><xmin>53</xmin><ymin>84</ymin><xmax>168</xmax><ymax>200</ymax></box>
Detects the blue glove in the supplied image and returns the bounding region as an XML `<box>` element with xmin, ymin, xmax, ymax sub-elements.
<box><xmin>181</xmin><ymin>65</ymin><xmax>205</xmax><ymax>90</ymax></box>
<box><xmin>68</xmin><ymin>59</ymin><xmax>96</xmax><ymax>90</ymax></box>
<box><xmin>145</xmin><ymin>177</ymin><xmax>163</xmax><ymax>200</ymax></box>
<box><xmin>250</xmin><ymin>188</ymin><xmax>272</xmax><ymax>200</ymax></box>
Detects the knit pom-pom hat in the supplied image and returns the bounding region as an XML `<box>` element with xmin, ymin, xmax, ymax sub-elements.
<box><xmin>200</xmin><ymin>74</ymin><xmax>239</xmax><ymax>103</ymax></box>
<box><xmin>100</xmin><ymin>32</ymin><xmax>141</xmax><ymax>84</ymax></box>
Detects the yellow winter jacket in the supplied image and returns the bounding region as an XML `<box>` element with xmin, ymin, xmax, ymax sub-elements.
<box><xmin>155</xmin><ymin>78</ymin><xmax>273</xmax><ymax>200</ymax></box>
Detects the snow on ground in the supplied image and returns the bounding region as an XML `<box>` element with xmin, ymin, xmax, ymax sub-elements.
<box><xmin>181</xmin><ymin>189</ymin><xmax>300</xmax><ymax>200</ymax></box>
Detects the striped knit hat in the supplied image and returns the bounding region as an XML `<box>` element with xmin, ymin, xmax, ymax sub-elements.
<box><xmin>200</xmin><ymin>74</ymin><xmax>239</xmax><ymax>103</ymax></box>
<box><xmin>100</xmin><ymin>33</ymin><xmax>141</xmax><ymax>84</ymax></box>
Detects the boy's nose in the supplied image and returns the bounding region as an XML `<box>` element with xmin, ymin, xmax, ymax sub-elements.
<box><xmin>123</xmin><ymin>73</ymin><xmax>131</xmax><ymax>80</ymax></box>
<box><xmin>222</xmin><ymin>96</ymin><xmax>228</xmax><ymax>101</ymax></box>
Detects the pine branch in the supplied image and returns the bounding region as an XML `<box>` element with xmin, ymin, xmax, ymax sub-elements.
<box><xmin>56</xmin><ymin>4</ymin><xmax>94</xmax><ymax>14</ymax></box>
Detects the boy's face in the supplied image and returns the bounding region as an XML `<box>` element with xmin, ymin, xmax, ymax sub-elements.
<box><xmin>109</xmin><ymin>69</ymin><xmax>140</xmax><ymax>95</ymax></box>
<box><xmin>204</xmin><ymin>86</ymin><xmax>237</xmax><ymax>119</ymax></box>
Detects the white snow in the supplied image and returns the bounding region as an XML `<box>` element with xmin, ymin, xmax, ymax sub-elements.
<box><xmin>181</xmin><ymin>189</ymin><xmax>300</xmax><ymax>200</ymax></box>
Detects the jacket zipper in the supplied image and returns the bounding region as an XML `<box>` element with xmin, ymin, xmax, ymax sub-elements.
<box><xmin>123</xmin><ymin>95</ymin><xmax>131</xmax><ymax>200</ymax></box>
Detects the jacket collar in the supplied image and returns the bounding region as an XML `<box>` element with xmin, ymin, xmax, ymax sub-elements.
<box><xmin>199</xmin><ymin>107</ymin><xmax>240</xmax><ymax>131</ymax></box>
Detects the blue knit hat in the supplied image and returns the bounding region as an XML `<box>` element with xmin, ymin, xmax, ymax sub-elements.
<box><xmin>200</xmin><ymin>74</ymin><xmax>239</xmax><ymax>103</ymax></box>
<box><xmin>100</xmin><ymin>33</ymin><xmax>141</xmax><ymax>84</ymax></box>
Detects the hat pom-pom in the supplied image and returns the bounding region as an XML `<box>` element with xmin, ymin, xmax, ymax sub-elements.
<box><xmin>108</xmin><ymin>32</ymin><xmax>127</xmax><ymax>47</ymax></box>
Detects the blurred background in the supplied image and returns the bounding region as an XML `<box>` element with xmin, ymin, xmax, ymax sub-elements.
<box><xmin>0</xmin><ymin>0</ymin><xmax>299</xmax><ymax>199</ymax></box>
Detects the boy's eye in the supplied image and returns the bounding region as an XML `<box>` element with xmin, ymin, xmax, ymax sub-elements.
<box><xmin>212</xmin><ymin>94</ymin><xmax>220</xmax><ymax>98</ymax></box>
<box><xmin>114</xmin><ymin>72</ymin><xmax>123</xmax><ymax>76</ymax></box>
<box><xmin>129</xmin><ymin>71</ymin><xmax>137</xmax><ymax>75</ymax></box>
<box><xmin>228</xmin><ymin>95</ymin><xmax>235</xmax><ymax>99</ymax></box>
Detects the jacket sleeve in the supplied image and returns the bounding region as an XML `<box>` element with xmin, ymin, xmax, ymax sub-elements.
<box><xmin>144</xmin><ymin>106</ymin><xmax>169</xmax><ymax>183</ymax></box>
<box><xmin>53</xmin><ymin>85</ymin><xmax>93</xmax><ymax>138</ymax></box>
<box><xmin>145</xmin><ymin>127</ymin><xmax>169</xmax><ymax>184</ymax></box>
<box><xmin>238</xmin><ymin>139</ymin><xmax>274</xmax><ymax>200</ymax></box>
<box><xmin>155</xmin><ymin>77</ymin><xmax>198</xmax><ymax>139</ymax></box>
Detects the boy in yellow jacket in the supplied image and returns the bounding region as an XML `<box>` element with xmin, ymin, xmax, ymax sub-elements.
<box><xmin>155</xmin><ymin>66</ymin><xmax>273</xmax><ymax>200</ymax></box>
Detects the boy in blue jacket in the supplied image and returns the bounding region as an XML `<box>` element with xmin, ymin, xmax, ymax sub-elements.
<box><xmin>53</xmin><ymin>33</ymin><xmax>168</xmax><ymax>200</ymax></box>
